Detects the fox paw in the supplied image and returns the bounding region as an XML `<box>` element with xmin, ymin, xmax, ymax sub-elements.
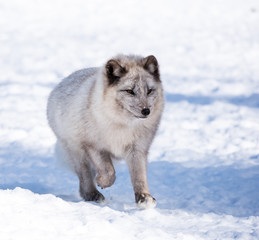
<box><xmin>80</xmin><ymin>190</ymin><xmax>105</xmax><ymax>203</ymax></box>
<box><xmin>96</xmin><ymin>171</ymin><xmax>116</xmax><ymax>189</ymax></box>
<box><xmin>135</xmin><ymin>193</ymin><xmax>157</xmax><ymax>209</ymax></box>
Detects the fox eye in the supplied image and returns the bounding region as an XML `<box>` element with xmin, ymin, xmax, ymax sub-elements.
<box><xmin>126</xmin><ymin>89</ymin><xmax>135</xmax><ymax>95</ymax></box>
<box><xmin>147</xmin><ymin>88</ymin><xmax>153</xmax><ymax>95</ymax></box>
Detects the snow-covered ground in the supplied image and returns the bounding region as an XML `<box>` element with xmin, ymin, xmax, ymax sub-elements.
<box><xmin>1</xmin><ymin>0</ymin><xmax>259</xmax><ymax>239</ymax></box>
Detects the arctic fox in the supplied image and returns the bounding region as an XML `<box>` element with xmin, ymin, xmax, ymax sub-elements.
<box><xmin>47</xmin><ymin>54</ymin><xmax>164</xmax><ymax>208</ymax></box>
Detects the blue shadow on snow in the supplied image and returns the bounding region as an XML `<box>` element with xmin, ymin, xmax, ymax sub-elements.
<box><xmin>1</xmin><ymin>144</ymin><xmax>259</xmax><ymax>217</ymax></box>
<box><xmin>166</xmin><ymin>93</ymin><xmax>259</xmax><ymax>108</ymax></box>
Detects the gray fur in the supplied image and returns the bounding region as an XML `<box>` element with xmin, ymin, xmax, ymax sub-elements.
<box><xmin>47</xmin><ymin>54</ymin><xmax>164</xmax><ymax>208</ymax></box>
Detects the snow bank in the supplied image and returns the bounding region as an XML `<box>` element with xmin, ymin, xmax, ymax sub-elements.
<box><xmin>0</xmin><ymin>188</ymin><xmax>258</xmax><ymax>240</ymax></box>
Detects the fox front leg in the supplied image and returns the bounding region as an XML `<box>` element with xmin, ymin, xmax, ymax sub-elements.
<box><xmin>83</xmin><ymin>146</ymin><xmax>116</xmax><ymax>189</ymax></box>
<box><xmin>126</xmin><ymin>147</ymin><xmax>156</xmax><ymax>209</ymax></box>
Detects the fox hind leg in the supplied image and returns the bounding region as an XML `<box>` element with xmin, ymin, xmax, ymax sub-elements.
<box><xmin>57</xmin><ymin>141</ymin><xmax>105</xmax><ymax>203</ymax></box>
<box><xmin>77</xmin><ymin>161</ymin><xmax>105</xmax><ymax>203</ymax></box>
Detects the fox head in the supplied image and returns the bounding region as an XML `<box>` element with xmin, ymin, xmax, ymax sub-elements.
<box><xmin>102</xmin><ymin>54</ymin><xmax>164</xmax><ymax>122</ymax></box>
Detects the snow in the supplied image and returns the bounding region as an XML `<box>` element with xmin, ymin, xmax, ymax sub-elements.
<box><xmin>0</xmin><ymin>0</ymin><xmax>259</xmax><ymax>239</ymax></box>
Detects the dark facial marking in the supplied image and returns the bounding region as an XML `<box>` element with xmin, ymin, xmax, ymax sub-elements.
<box><xmin>147</xmin><ymin>88</ymin><xmax>153</xmax><ymax>95</ymax></box>
<box><xmin>125</xmin><ymin>89</ymin><xmax>135</xmax><ymax>96</ymax></box>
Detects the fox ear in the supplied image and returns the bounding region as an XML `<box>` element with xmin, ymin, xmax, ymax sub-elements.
<box><xmin>142</xmin><ymin>55</ymin><xmax>160</xmax><ymax>80</ymax></box>
<box><xmin>105</xmin><ymin>59</ymin><xmax>127</xmax><ymax>85</ymax></box>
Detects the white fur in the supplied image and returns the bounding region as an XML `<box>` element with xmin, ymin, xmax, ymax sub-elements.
<box><xmin>47</xmin><ymin>55</ymin><xmax>164</xmax><ymax>207</ymax></box>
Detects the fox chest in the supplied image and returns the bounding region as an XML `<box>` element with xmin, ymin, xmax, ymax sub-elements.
<box><xmin>100</xmin><ymin>125</ymin><xmax>136</xmax><ymax>158</ymax></box>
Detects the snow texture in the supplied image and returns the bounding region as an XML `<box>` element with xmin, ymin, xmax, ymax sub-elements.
<box><xmin>0</xmin><ymin>0</ymin><xmax>259</xmax><ymax>239</ymax></box>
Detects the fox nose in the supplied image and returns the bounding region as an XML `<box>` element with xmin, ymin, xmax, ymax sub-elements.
<box><xmin>141</xmin><ymin>108</ymin><xmax>150</xmax><ymax>116</ymax></box>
